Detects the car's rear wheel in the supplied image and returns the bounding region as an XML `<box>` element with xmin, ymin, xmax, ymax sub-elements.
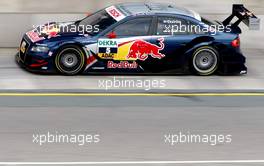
<box><xmin>55</xmin><ymin>45</ymin><xmax>85</xmax><ymax>75</ymax></box>
<box><xmin>191</xmin><ymin>46</ymin><xmax>219</xmax><ymax>76</ymax></box>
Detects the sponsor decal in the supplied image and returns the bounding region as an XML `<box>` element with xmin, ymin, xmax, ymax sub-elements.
<box><xmin>107</xmin><ymin>61</ymin><xmax>138</xmax><ymax>69</ymax></box>
<box><xmin>98</xmin><ymin>39</ymin><xmax>118</xmax><ymax>59</ymax></box>
<box><xmin>48</xmin><ymin>51</ymin><xmax>53</xmax><ymax>57</ymax></box>
<box><xmin>33</xmin><ymin>23</ymin><xmax>60</xmax><ymax>39</ymax></box>
<box><xmin>105</xmin><ymin>6</ymin><xmax>126</xmax><ymax>21</ymax></box>
<box><xmin>163</xmin><ymin>19</ymin><xmax>182</xmax><ymax>24</ymax></box>
<box><xmin>20</xmin><ymin>41</ymin><xmax>27</xmax><ymax>53</ymax></box>
<box><xmin>126</xmin><ymin>38</ymin><xmax>165</xmax><ymax>61</ymax></box>
<box><xmin>84</xmin><ymin>44</ymin><xmax>98</xmax><ymax>70</ymax></box>
<box><xmin>86</xmin><ymin>51</ymin><xmax>98</xmax><ymax>70</ymax></box>
<box><xmin>96</xmin><ymin>38</ymin><xmax>165</xmax><ymax>61</ymax></box>
<box><xmin>87</xmin><ymin>54</ymin><xmax>97</xmax><ymax>65</ymax></box>
<box><xmin>26</xmin><ymin>31</ymin><xmax>45</xmax><ymax>43</ymax></box>
<box><xmin>98</xmin><ymin>39</ymin><xmax>118</xmax><ymax>47</ymax></box>
<box><xmin>42</xmin><ymin>25</ymin><xmax>60</xmax><ymax>38</ymax></box>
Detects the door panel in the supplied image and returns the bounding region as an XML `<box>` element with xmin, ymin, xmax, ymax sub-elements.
<box><xmin>95</xmin><ymin>16</ymin><xmax>168</xmax><ymax>72</ymax></box>
<box><xmin>97</xmin><ymin>36</ymin><xmax>154</xmax><ymax>61</ymax></box>
<box><xmin>146</xmin><ymin>16</ymin><xmax>199</xmax><ymax>72</ymax></box>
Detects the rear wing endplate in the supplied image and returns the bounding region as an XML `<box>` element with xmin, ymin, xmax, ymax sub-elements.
<box><xmin>223</xmin><ymin>4</ymin><xmax>260</xmax><ymax>30</ymax></box>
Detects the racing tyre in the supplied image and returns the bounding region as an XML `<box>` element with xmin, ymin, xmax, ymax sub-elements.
<box><xmin>55</xmin><ymin>45</ymin><xmax>85</xmax><ymax>75</ymax></box>
<box><xmin>191</xmin><ymin>46</ymin><xmax>219</xmax><ymax>76</ymax></box>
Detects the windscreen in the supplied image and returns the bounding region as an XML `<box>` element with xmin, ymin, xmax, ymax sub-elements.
<box><xmin>79</xmin><ymin>10</ymin><xmax>117</xmax><ymax>35</ymax></box>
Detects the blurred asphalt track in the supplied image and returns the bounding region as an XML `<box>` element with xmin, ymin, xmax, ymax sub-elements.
<box><xmin>0</xmin><ymin>95</ymin><xmax>263</xmax><ymax>165</ymax></box>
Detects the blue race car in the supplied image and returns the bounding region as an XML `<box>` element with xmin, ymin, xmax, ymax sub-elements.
<box><xmin>16</xmin><ymin>3</ymin><xmax>260</xmax><ymax>75</ymax></box>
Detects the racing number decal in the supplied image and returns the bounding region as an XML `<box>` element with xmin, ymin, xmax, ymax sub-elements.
<box><xmin>98</xmin><ymin>39</ymin><xmax>118</xmax><ymax>59</ymax></box>
<box><xmin>97</xmin><ymin>38</ymin><xmax>166</xmax><ymax>61</ymax></box>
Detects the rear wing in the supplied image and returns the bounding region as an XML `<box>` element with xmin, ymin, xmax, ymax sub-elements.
<box><xmin>223</xmin><ymin>4</ymin><xmax>260</xmax><ymax>30</ymax></box>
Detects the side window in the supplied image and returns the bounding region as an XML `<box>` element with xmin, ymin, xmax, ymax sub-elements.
<box><xmin>157</xmin><ymin>16</ymin><xmax>202</xmax><ymax>35</ymax></box>
<box><xmin>112</xmin><ymin>17</ymin><xmax>152</xmax><ymax>37</ymax></box>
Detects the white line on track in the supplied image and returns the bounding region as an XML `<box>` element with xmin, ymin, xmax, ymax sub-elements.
<box><xmin>0</xmin><ymin>160</ymin><xmax>264</xmax><ymax>165</ymax></box>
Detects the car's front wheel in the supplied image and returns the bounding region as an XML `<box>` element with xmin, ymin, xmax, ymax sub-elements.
<box><xmin>55</xmin><ymin>45</ymin><xmax>85</xmax><ymax>75</ymax></box>
<box><xmin>191</xmin><ymin>46</ymin><xmax>219</xmax><ymax>76</ymax></box>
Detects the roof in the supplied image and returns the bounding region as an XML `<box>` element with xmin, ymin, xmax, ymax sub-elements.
<box><xmin>116</xmin><ymin>2</ymin><xmax>201</xmax><ymax>21</ymax></box>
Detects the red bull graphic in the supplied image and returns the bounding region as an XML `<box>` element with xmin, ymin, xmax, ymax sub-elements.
<box><xmin>41</xmin><ymin>24</ymin><xmax>60</xmax><ymax>38</ymax></box>
<box><xmin>127</xmin><ymin>38</ymin><xmax>165</xmax><ymax>61</ymax></box>
<box><xmin>107</xmin><ymin>61</ymin><xmax>138</xmax><ymax>69</ymax></box>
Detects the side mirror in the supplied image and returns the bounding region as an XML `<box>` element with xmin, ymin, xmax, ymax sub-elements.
<box><xmin>107</xmin><ymin>31</ymin><xmax>117</xmax><ymax>39</ymax></box>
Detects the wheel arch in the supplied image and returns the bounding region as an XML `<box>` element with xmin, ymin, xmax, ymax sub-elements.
<box><xmin>54</xmin><ymin>42</ymin><xmax>88</xmax><ymax>60</ymax></box>
<box><xmin>185</xmin><ymin>36</ymin><xmax>216</xmax><ymax>55</ymax></box>
<box><xmin>181</xmin><ymin>36</ymin><xmax>219</xmax><ymax>69</ymax></box>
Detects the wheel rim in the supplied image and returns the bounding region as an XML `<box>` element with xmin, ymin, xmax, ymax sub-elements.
<box><xmin>56</xmin><ymin>47</ymin><xmax>85</xmax><ymax>75</ymax></box>
<box><xmin>61</xmin><ymin>53</ymin><xmax>78</xmax><ymax>68</ymax></box>
<box><xmin>193</xmin><ymin>48</ymin><xmax>218</xmax><ymax>75</ymax></box>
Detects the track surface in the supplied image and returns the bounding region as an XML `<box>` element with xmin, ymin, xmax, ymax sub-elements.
<box><xmin>0</xmin><ymin>95</ymin><xmax>263</xmax><ymax>165</ymax></box>
<box><xmin>0</xmin><ymin>48</ymin><xmax>263</xmax><ymax>91</ymax></box>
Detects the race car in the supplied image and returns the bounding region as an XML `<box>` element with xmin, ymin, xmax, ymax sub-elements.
<box><xmin>16</xmin><ymin>3</ymin><xmax>260</xmax><ymax>75</ymax></box>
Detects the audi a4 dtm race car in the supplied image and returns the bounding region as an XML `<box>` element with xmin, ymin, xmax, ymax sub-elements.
<box><xmin>16</xmin><ymin>3</ymin><xmax>260</xmax><ymax>75</ymax></box>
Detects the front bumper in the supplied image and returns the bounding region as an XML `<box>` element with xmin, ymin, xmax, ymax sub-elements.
<box><xmin>16</xmin><ymin>52</ymin><xmax>55</xmax><ymax>74</ymax></box>
<box><xmin>17</xmin><ymin>34</ymin><xmax>57</xmax><ymax>73</ymax></box>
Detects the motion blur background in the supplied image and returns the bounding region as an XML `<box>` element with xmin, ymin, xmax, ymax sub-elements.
<box><xmin>0</xmin><ymin>0</ymin><xmax>263</xmax><ymax>48</ymax></box>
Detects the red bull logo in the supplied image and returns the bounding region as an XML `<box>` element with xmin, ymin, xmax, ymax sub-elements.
<box><xmin>127</xmin><ymin>38</ymin><xmax>165</xmax><ymax>61</ymax></box>
<box><xmin>42</xmin><ymin>25</ymin><xmax>60</xmax><ymax>38</ymax></box>
<box><xmin>107</xmin><ymin>61</ymin><xmax>138</xmax><ymax>69</ymax></box>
